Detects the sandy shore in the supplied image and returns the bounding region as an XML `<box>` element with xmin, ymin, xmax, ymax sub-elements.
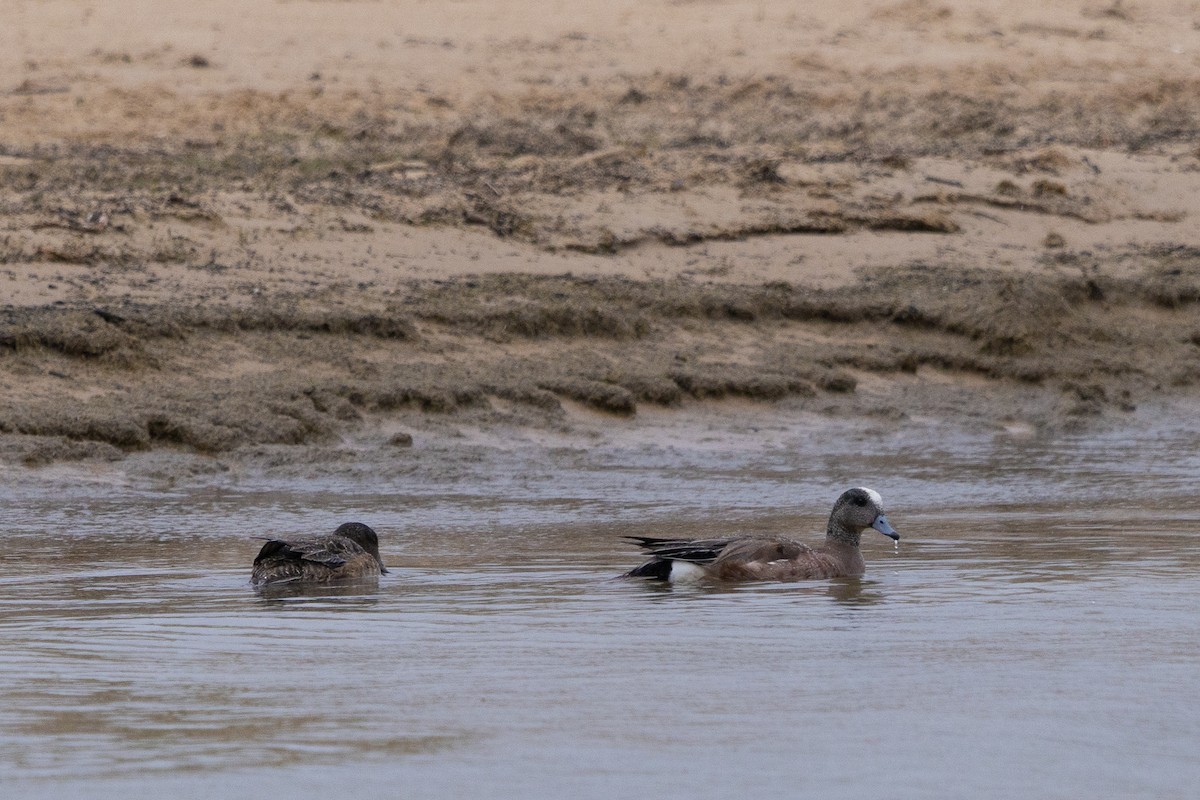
<box><xmin>2</xmin><ymin>0</ymin><xmax>1200</xmax><ymax>465</ymax></box>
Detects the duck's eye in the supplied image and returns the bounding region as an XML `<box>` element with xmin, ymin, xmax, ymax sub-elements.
<box><xmin>853</xmin><ymin>494</ymin><xmax>867</xmax><ymax>507</ymax></box>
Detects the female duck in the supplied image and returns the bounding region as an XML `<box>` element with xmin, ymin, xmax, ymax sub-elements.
<box><xmin>625</xmin><ymin>487</ymin><xmax>899</xmax><ymax>583</ymax></box>
<box><xmin>251</xmin><ymin>522</ymin><xmax>388</xmax><ymax>586</ymax></box>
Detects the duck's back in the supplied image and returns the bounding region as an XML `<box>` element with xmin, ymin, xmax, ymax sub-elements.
<box><xmin>251</xmin><ymin>534</ymin><xmax>381</xmax><ymax>585</ymax></box>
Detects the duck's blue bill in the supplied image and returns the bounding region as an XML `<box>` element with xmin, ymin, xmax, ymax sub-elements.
<box><xmin>872</xmin><ymin>514</ymin><xmax>900</xmax><ymax>540</ymax></box>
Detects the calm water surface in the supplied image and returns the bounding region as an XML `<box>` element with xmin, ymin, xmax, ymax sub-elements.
<box><xmin>1</xmin><ymin>410</ymin><xmax>1199</xmax><ymax>798</ymax></box>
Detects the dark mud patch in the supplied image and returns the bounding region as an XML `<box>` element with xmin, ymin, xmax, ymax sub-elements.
<box><xmin>3</xmin><ymin>260</ymin><xmax>1199</xmax><ymax>461</ymax></box>
<box><xmin>0</xmin><ymin>391</ymin><xmax>337</xmax><ymax>454</ymax></box>
<box><xmin>668</xmin><ymin>365</ymin><xmax>819</xmax><ymax>401</ymax></box>
<box><xmin>0</xmin><ymin>309</ymin><xmax>143</xmax><ymax>359</ymax></box>
<box><xmin>4</xmin><ymin>435</ymin><xmax>127</xmax><ymax>467</ymax></box>
<box><xmin>0</xmin><ymin>305</ymin><xmax>417</xmax><ymax>361</ymax></box>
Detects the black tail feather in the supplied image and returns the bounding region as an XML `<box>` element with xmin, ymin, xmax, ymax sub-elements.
<box><xmin>623</xmin><ymin>535</ymin><xmax>726</xmax><ymax>564</ymax></box>
<box><xmin>624</xmin><ymin>536</ymin><xmax>685</xmax><ymax>549</ymax></box>
<box><xmin>624</xmin><ymin>558</ymin><xmax>674</xmax><ymax>580</ymax></box>
<box><xmin>623</xmin><ymin>535</ymin><xmax>735</xmax><ymax>580</ymax></box>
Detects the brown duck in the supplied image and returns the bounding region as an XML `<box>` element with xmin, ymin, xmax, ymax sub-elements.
<box><xmin>251</xmin><ymin>522</ymin><xmax>388</xmax><ymax>586</ymax></box>
<box><xmin>624</xmin><ymin>487</ymin><xmax>899</xmax><ymax>583</ymax></box>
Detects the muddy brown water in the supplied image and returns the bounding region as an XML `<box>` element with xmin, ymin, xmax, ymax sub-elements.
<box><xmin>2</xmin><ymin>408</ymin><xmax>1199</xmax><ymax>798</ymax></box>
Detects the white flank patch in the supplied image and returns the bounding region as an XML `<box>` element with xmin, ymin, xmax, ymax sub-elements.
<box><xmin>858</xmin><ymin>487</ymin><xmax>883</xmax><ymax>507</ymax></box>
<box><xmin>669</xmin><ymin>561</ymin><xmax>708</xmax><ymax>584</ymax></box>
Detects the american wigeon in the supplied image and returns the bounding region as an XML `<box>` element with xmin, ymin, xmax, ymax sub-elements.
<box><xmin>624</xmin><ymin>487</ymin><xmax>899</xmax><ymax>582</ymax></box>
<box><xmin>251</xmin><ymin>522</ymin><xmax>389</xmax><ymax>586</ymax></box>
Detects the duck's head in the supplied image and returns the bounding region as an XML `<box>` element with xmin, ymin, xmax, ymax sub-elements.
<box><xmin>333</xmin><ymin>522</ymin><xmax>389</xmax><ymax>574</ymax></box>
<box><xmin>829</xmin><ymin>487</ymin><xmax>899</xmax><ymax>543</ymax></box>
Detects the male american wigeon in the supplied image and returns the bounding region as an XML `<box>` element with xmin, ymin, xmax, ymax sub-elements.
<box><xmin>251</xmin><ymin>522</ymin><xmax>388</xmax><ymax>586</ymax></box>
<box><xmin>624</xmin><ymin>487</ymin><xmax>899</xmax><ymax>582</ymax></box>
